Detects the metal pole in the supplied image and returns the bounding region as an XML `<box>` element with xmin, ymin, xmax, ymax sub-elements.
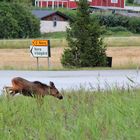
<box><xmin>37</xmin><ymin>57</ymin><xmax>39</xmax><ymax>70</ymax></box>
<box><xmin>47</xmin><ymin>57</ymin><xmax>50</xmax><ymax>70</ymax></box>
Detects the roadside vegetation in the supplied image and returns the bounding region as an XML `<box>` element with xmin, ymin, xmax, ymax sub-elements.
<box><xmin>1</xmin><ymin>0</ymin><xmax>140</xmax><ymax>70</ymax></box>
<box><xmin>0</xmin><ymin>88</ymin><xmax>140</xmax><ymax>140</ymax></box>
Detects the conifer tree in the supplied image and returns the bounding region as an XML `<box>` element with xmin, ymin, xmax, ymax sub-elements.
<box><xmin>61</xmin><ymin>0</ymin><xmax>107</xmax><ymax>67</ymax></box>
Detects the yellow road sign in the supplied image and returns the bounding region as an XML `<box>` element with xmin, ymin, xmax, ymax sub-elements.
<box><xmin>32</xmin><ymin>40</ymin><xmax>49</xmax><ymax>46</ymax></box>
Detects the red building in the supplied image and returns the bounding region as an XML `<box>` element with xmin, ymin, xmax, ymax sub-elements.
<box><xmin>35</xmin><ymin>0</ymin><xmax>125</xmax><ymax>9</ymax></box>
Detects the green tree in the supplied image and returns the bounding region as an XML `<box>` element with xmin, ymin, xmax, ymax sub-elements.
<box><xmin>0</xmin><ymin>2</ymin><xmax>40</xmax><ymax>39</ymax></box>
<box><xmin>61</xmin><ymin>0</ymin><xmax>107</xmax><ymax>67</ymax></box>
<box><xmin>0</xmin><ymin>12</ymin><xmax>20</xmax><ymax>38</ymax></box>
<box><xmin>0</xmin><ymin>0</ymin><xmax>34</xmax><ymax>6</ymax></box>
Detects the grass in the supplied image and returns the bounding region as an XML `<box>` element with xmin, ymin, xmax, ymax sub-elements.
<box><xmin>0</xmin><ymin>39</ymin><xmax>68</xmax><ymax>49</ymax></box>
<box><xmin>41</xmin><ymin>32</ymin><xmax>67</xmax><ymax>39</ymax></box>
<box><xmin>104</xmin><ymin>30</ymin><xmax>135</xmax><ymax>37</ymax></box>
<box><xmin>0</xmin><ymin>66</ymin><xmax>137</xmax><ymax>71</ymax></box>
<box><xmin>0</xmin><ymin>36</ymin><xmax>140</xmax><ymax>49</ymax></box>
<box><xmin>0</xmin><ymin>88</ymin><xmax>140</xmax><ymax>140</ymax></box>
<box><xmin>104</xmin><ymin>36</ymin><xmax>140</xmax><ymax>47</ymax></box>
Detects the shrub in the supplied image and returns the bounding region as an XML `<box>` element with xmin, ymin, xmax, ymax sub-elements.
<box><xmin>128</xmin><ymin>17</ymin><xmax>140</xmax><ymax>33</ymax></box>
<box><xmin>96</xmin><ymin>14</ymin><xmax>129</xmax><ymax>27</ymax></box>
<box><xmin>95</xmin><ymin>14</ymin><xmax>140</xmax><ymax>34</ymax></box>
<box><xmin>127</xmin><ymin>0</ymin><xmax>134</xmax><ymax>4</ymax></box>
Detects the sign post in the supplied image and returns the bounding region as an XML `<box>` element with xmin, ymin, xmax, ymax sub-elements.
<box><xmin>37</xmin><ymin>57</ymin><xmax>39</xmax><ymax>70</ymax></box>
<box><xmin>30</xmin><ymin>40</ymin><xmax>51</xmax><ymax>70</ymax></box>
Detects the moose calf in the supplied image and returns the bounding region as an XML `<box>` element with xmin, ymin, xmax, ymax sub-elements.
<box><xmin>3</xmin><ymin>77</ymin><xmax>63</xmax><ymax>100</ymax></box>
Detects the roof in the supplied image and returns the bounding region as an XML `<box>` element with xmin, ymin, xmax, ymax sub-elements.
<box><xmin>32</xmin><ymin>10</ymin><xmax>70</xmax><ymax>20</ymax></box>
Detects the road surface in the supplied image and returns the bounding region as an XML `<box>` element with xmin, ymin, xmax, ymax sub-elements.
<box><xmin>0</xmin><ymin>70</ymin><xmax>140</xmax><ymax>94</ymax></box>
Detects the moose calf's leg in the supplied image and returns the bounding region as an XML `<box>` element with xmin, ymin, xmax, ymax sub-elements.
<box><xmin>3</xmin><ymin>86</ymin><xmax>18</xmax><ymax>97</ymax></box>
<box><xmin>3</xmin><ymin>86</ymin><xmax>13</xmax><ymax>97</ymax></box>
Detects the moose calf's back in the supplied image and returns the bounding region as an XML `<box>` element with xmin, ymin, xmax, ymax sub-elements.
<box><xmin>12</xmin><ymin>77</ymin><xmax>35</xmax><ymax>91</ymax></box>
<box><xmin>10</xmin><ymin>77</ymin><xmax>63</xmax><ymax>99</ymax></box>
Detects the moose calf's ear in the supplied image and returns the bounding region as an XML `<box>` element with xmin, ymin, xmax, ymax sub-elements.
<box><xmin>50</xmin><ymin>81</ymin><xmax>55</xmax><ymax>87</ymax></box>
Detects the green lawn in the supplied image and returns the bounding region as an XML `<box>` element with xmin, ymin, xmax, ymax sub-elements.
<box><xmin>0</xmin><ymin>35</ymin><xmax>140</xmax><ymax>49</ymax></box>
<box><xmin>0</xmin><ymin>88</ymin><xmax>140</xmax><ymax>140</ymax></box>
<box><xmin>104</xmin><ymin>36</ymin><xmax>140</xmax><ymax>47</ymax></box>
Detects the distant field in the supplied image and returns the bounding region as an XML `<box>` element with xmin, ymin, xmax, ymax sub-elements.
<box><xmin>0</xmin><ymin>37</ymin><xmax>140</xmax><ymax>70</ymax></box>
<box><xmin>0</xmin><ymin>47</ymin><xmax>140</xmax><ymax>70</ymax></box>
<box><xmin>104</xmin><ymin>37</ymin><xmax>140</xmax><ymax>47</ymax></box>
<box><xmin>0</xmin><ymin>89</ymin><xmax>140</xmax><ymax>140</ymax></box>
<box><xmin>0</xmin><ymin>36</ymin><xmax>140</xmax><ymax>49</ymax></box>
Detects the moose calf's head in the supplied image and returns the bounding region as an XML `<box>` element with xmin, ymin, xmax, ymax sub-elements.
<box><xmin>49</xmin><ymin>82</ymin><xmax>63</xmax><ymax>100</ymax></box>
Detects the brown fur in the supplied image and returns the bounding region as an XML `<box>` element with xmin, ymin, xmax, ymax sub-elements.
<box><xmin>3</xmin><ymin>77</ymin><xmax>63</xmax><ymax>100</ymax></box>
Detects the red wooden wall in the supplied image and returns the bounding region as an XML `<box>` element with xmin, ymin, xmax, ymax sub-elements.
<box><xmin>38</xmin><ymin>0</ymin><xmax>125</xmax><ymax>9</ymax></box>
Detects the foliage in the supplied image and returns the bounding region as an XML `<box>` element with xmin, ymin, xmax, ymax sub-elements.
<box><xmin>94</xmin><ymin>14</ymin><xmax>140</xmax><ymax>34</ymax></box>
<box><xmin>127</xmin><ymin>0</ymin><xmax>134</xmax><ymax>4</ymax></box>
<box><xmin>95</xmin><ymin>14</ymin><xmax>129</xmax><ymax>28</ymax></box>
<box><xmin>0</xmin><ymin>12</ymin><xmax>20</xmax><ymax>38</ymax></box>
<box><xmin>0</xmin><ymin>2</ymin><xmax>40</xmax><ymax>39</ymax></box>
<box><xmin>128</xmin><ymin>17</ymin><xmax>140</xmax><ymax>33</ymax></box>
<box><xmin>0</xmin><ymin>0</ymin><xmax>34</xmax><ymax>6</ymax></box>
<box><xmin>0</xmin><ymin>88</ymin><xmax>140</xmax><ymax>139</ymax></box>
<box><xmin>61</xmin><ymin>0</ymin><xmax>107</xmax><ymax>67</ymax></box>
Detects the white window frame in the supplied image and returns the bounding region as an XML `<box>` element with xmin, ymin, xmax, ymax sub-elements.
<box><xmin>111</xmin><ymin>0</ymin><xmax>118</xmax><ymax>3</ymax></box>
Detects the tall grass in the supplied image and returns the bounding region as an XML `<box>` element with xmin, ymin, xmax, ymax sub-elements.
<box><xmin>0</xmin><ymin>89</ymin><xmax>140</xmax><ymax>140</ymax></box>
<box><xmin>0</xmin><ymin>39</ymin><xmax>68</xmax><ymax>49</ymax></box>
<box><xmin>0</xmin><ymin>36</ymin><xmax>140</xmax><ymax>49</ymax></box>
<box><xmin>104</xmin><ymin>36</ymin><xmax>140</xmax><ymax>47</ymax></box>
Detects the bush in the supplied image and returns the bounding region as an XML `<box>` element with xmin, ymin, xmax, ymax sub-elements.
<box><xmin>128</xmin><ymin>17</ymin><xmax>140</xmax><ymax>33</ymax></box>
<box><xmin>96</xmin><ymin>14</ymin><xmax>129</xmax><ymax>27</ymax></box>
<box><xmin>127</xmin><ymin>0</ymin><xmax>134</xmax><ymax>4</ymax></box>
<box><xmin>95</xmin><ymin>14</ymin><xmax>140</xmax><ymax>34</ymax></box>
<box><xmin>0</xmin><ymin>2</ymin><xmax>40</xmax><ymax>39</ymax></box>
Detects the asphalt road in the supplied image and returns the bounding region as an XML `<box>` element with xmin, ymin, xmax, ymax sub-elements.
<box><xmin>0</xmin><ymin>70</ymin><xmax>140</xmax><ymax>93</ymax></box>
